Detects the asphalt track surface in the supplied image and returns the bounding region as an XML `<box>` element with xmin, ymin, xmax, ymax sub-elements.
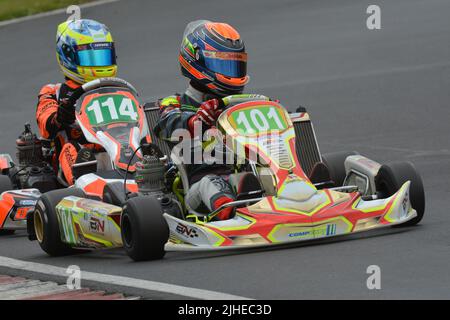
<box><xmin>0</xmin><ymin>0</ymin><xmax>449</xmax><ymax>299</ymax></box>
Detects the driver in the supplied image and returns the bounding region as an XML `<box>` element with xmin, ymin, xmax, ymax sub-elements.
<box><xmin>36</xmin><ymin>19</ymin><xmax>117</xmax><ymax>185</ymax></box>
<box><xmin>154</xmin><ymin>20</ymin><xmax>258</xmax><ymax>220</ymax></box>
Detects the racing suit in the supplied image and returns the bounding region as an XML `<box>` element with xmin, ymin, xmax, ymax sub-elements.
<box><xmin>36</xmin><ymin>79</ymin><xmax>98</xmax><ymax>185</ymax></box>
<box><xmin>153</xmin><ymin>85</ymin><xmax>237</xmax><ymax>219</ymax></box>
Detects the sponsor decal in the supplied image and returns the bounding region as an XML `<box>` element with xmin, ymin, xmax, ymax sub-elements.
<box><xmin>288</xmin><ymin>230</ymin><xmax>311</xmax><ymax>238</ymax></box>
<box><xmin>325</xmin><ymin>224</ymin><xmax>337</xmax><ymax>236</ymax></box>
<box><xmin>402</xmin><ymin>190</ymin><xmax>409</xmax><ymax>213</ymax></box>
<box><xmin>176</xmin><ymin>223</ymin><xmax>199</xmax><ymax>238</ymax></box>
<box><xmin>63</xmin><ymin>145</ymin><xmax>77</xmax><ymax>166</ymax></box>
<box><xmin>19</xmin><ymin>199</ymin><xmax>37</xmax><ymax>206</ymax></box>
<box><xmin>79</xmin><ymin>149</ymin><xmax>92</xmax><ymax>161</ymax></box>
<box><xmin>288</xmin><ymin>224</ymin><xmax>337</xmax><ymax>238</ymax></box>
<box><xmin>89</xmin><ymin>217</ymin><xmax>105</xmax><ymax>234</ymax></box>
<box><xmin>14</xmin><ymin>207</ymin><xmax>33</xmax><ymax>220</ymax></box>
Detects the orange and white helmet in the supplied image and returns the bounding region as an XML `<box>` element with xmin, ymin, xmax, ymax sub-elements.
<box><xmin>179</xmin><ymin>20</ymin><xmax>249</xmax><ymax>96</ymax></box>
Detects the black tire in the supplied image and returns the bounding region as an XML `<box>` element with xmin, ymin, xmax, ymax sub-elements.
<box><xmin>0</xmin><ymin>229</ymin><xmax>15</xmax><ymax>236</ymax></box>
<box><xmin>0</xmin><ymin>175</ymin><xmax>12</xmax><ymax>192</ymax></box>
<box><xmin>375</xmin><ymin>161</ymin><xmax>425</xmax><ymax>226</ymax></box>
<box><xmin>34</xmin><ymin>188</ymin><xmax>85</xmax><ymax>256</ymax></box>
<box><xmin>0</xmin><ymin>175</ymin><xmax>14</xmax><ymax>235</ymax></box>
<box><xmin>321</xmin><ymin>151</ymin><xmax>360</xmax><ymax>187</ymax></box>
<box><xmin>121</xmin><ymin>196</ymin><xmax>169</xmax><ymax>261</ymax></box>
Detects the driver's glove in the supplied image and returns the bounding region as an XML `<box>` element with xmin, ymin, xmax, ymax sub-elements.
<box><xmin>188</xmin><ymin>99</ymin><xmax>223</xmax><ymax>133</ymax></box>
<box><xmin>55</xmin><ymin>82</ymin><xmax>82</xmax><ymax>126</ymax></box>
<box><xmin>56</xmin><ymin>99</ymin><xmax>76</xmax><ymax>126</ymax></box>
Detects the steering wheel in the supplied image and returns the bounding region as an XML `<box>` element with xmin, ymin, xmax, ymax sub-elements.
<box><xmin>70</xmin><ymin>77</ymin><xmax>139</xmax><ymax>109</ymax></box>
<box><xmin>221</xmin><ymin>94</ymin><xmax>271</xmax><ymax>109</ymax></box>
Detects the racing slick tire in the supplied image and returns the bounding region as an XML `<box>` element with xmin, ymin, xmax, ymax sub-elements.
<box><xmin>322</xmin><ymin>151</ymin><xmax>360</xmax><ymax>187</ymax></box>
<box><xmin>34</xmin><ymin>188</ymin><xmax>86</xmax><ymax>256</ymax></box>
<box><xmin>375</xmin><ymin>161</ymin><xmax>425</xmax><ymax>227</ymax></box>
<box><xmin>121</xmin><ymin>196</ymin><xmax>169</xmax><ymax>261</ymax></box>
<box><xmin>0</xmin><ymin>175</ymin><xmax>15</xmax><ymax>236</ymax></box>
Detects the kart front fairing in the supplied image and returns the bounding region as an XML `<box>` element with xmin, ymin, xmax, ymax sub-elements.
<box><xmin>165</xmin><ymin>100</ymin><xmax>417</xmax><ymax>250</ymax></box>
<box><xmin>75</xmin><ymin>87</ymin><xmax>149</xmax><ymax>172</ymax></box>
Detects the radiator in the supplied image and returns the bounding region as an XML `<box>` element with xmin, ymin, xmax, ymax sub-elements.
<box><xmin>144</xmin><ymin>102</ymin><xmax>172</xmax><ymax>157</ymax></box>
<box><xmin>289</xmin><ymin>112</ymin><xmax>322</xmax><ymax>177</ymax></box>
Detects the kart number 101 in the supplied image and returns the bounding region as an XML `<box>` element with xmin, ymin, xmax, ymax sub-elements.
<box><xmin>233</xmin><ymin>106</ymin><xmax>287</xmax><ymax>134</ymax></box>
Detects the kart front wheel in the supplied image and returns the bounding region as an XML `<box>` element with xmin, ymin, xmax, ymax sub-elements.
<box><xmin>322</xmin><ymin>151</ymin><xmax>360</xmax><ymax>187</ymax></box>
<box><xmin>121</xmin><ymin>196</ymin><xmax>169</xmax><ymax>262</ymax></box>
<box><xmin>0</xmin><ymin>175</ymin><xmax>14</xmax><ymax>236</ymax></box>
<box><xmin>34</xmin><ymin>188</ymin><xmax>85</xmax><ymax>256</ymax></box>
<box><xmin>375</xmin><ymin>161</ymin><xmax>425</xmax><ymax>226</ymax></box>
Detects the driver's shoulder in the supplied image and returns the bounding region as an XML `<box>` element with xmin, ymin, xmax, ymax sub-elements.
<box><xmin>39</xmin><ymin>79</ymin><xmax>80</xmax><ymax>97</ymax></box>
<box><xmin>157</xmin><ymin>94</ymin><xmax>182</xmax><ymax>109</ymax></box>
<box><xmin>38</xmin><ymin>82</ymin><xmax>60</xmax><ymax>97</ymax></box>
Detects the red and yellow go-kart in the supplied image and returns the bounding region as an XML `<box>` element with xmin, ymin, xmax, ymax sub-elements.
<box><xmin>26</xmin><ymin>79</ymin><xmax>425</xmax><ymax>261</ymax></box>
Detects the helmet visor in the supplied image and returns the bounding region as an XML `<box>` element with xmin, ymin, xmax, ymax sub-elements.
<box><xmin>75</xmin><ymin>42</ymin><xmax>116</xmax><ymax>67</ymax></box>
<box><xmin>202</xmin><ymin>51</ymin><xmax>247</xmax><ymax>78</ymax></box>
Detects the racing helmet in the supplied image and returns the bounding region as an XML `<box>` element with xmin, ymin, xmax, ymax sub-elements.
<box><xmin>56</xmin><ymin>19</ymin><xmax>117</xmax><ymax>84</ymax></box>
<box><xmin>179</xmin><ymin>20</ymin><xmax>249</xmax><ymax>96</ymax></box>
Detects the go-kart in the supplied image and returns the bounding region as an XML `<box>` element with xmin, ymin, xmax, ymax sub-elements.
<box><xmin>0</xmin><ymin>124</ymin><xmax>60</xmax><ymax>235</ymax></box>
<box><xmin>0</xmin><ymin>78</ymin><xmax>150</xmax><ymax>236</ymax></box>
<box><xmin>27</xmin><ymin>77</ymin><xmax>425</xmax><ymax>261</ymax></box>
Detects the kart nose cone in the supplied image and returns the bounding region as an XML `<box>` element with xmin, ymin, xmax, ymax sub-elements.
<box><xmin>277</xmin><ymin>179</ymin><xmax>316</xmax><ymax>202</ymax></box>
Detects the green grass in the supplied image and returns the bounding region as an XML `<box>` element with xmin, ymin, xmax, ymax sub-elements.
<box><xmin>0</xmin><ymin>0</ymin><xmax>94</xmax><ymax>21</ymax></box>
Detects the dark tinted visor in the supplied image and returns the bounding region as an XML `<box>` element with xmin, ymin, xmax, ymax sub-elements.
<box><xmin>202</xmin><ymin>50</ymin><xmax>247</xmax><ymax>78</ymax></box>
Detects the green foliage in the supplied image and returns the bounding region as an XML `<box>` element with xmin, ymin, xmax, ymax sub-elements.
<box><xmin>0</xmin><ymin>0</ymin><xmax>93</xmax><ymax>21</ymax></box>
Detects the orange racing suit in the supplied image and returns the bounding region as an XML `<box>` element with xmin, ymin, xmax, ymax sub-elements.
<box><xmin>36</xmin><ymin>79</ymin><xmax>98</xmax><ymax>185</ymax></box>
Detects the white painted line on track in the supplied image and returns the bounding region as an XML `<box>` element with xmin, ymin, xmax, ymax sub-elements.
<box><xmin>0</xmin><ymin>256</ymin><xmax>252</xmax><ymax>300</ymax></box>
<box><xmin>0</xmin><ymin>0</ymin><xmax>121</xmax><ymax>28</ymax></box>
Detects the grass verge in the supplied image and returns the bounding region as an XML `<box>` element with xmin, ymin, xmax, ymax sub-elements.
<box><xmin>0</xmin><ymin>0</ymin><xmax>94</xmax><ymax>21</ymax></box>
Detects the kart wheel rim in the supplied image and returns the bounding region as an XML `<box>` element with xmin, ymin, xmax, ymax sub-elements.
<box><xmin>34</xmin><ymin>209</ymin><xmax>44</xmax><ymax>243</ymax></box>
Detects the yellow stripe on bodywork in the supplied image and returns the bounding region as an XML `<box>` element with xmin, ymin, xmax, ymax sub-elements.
<box><xmin>205</xmin><ymin>214</ymin><xmax>257</xmax><ymax>232</ymax></box>
<box><xmin>351</xmin><ymin>197</ymin><xmax>388</xmax><ymax>213</ymax></box>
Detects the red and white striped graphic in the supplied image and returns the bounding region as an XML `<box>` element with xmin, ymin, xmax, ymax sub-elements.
<box><xmin>0</xmin><ymin>275</ymin><xmax>139</xmax><ymax>300</ymax></box>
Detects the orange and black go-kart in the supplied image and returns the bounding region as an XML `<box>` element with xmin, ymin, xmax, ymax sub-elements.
<box><xmin>0</xmin><ymin>125</ymin><xmax>58</xmax><ymax>235</ymax></box>
<box><xmin>22</xmin><ymin>78</ymin><xmax>424</xmax><ymax>261</ymax></box>
<box><xmin>0</xmin><ymin>78</ymin><xmax>151</xmax><ymax>236</ymax></box>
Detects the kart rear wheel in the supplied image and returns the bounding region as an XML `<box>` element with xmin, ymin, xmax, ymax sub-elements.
<box><xmin>34</xmin><ymin>188</ymin><xmax>85</xmax><ymax>256</ymax></box>
<box><xmin>0</xmin><ymin>175</ymin><xmax>12</xmax><ymax>192</ymax></box>
<box><xmin>121</xmin><ymin>196</ymin><xmax>169</xmax><ymax>261</ymax></box>
<box><xmin>375</xmin><ymin>161</ymin><xmax>425</xmax><ymax>227</ymax></box>
<box><xmin>322</xmin><ymin>151</ymin><xmax>359</xmax><ymax>187</ymax></box>
<box><xmin>0</xmin><ymin>175</ymin><xmax>14</xmax><ymax>236</ymax></box>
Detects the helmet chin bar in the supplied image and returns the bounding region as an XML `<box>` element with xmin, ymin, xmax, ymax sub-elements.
<box><xmin>190</xmin><ymin>79</ymin><xmax>244</xmax><ymax>98</ymax></box>
<box><xmin>189</xmin><ymin>80</ymin><xmax>221</xmax><ymax>97</ymax></box>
